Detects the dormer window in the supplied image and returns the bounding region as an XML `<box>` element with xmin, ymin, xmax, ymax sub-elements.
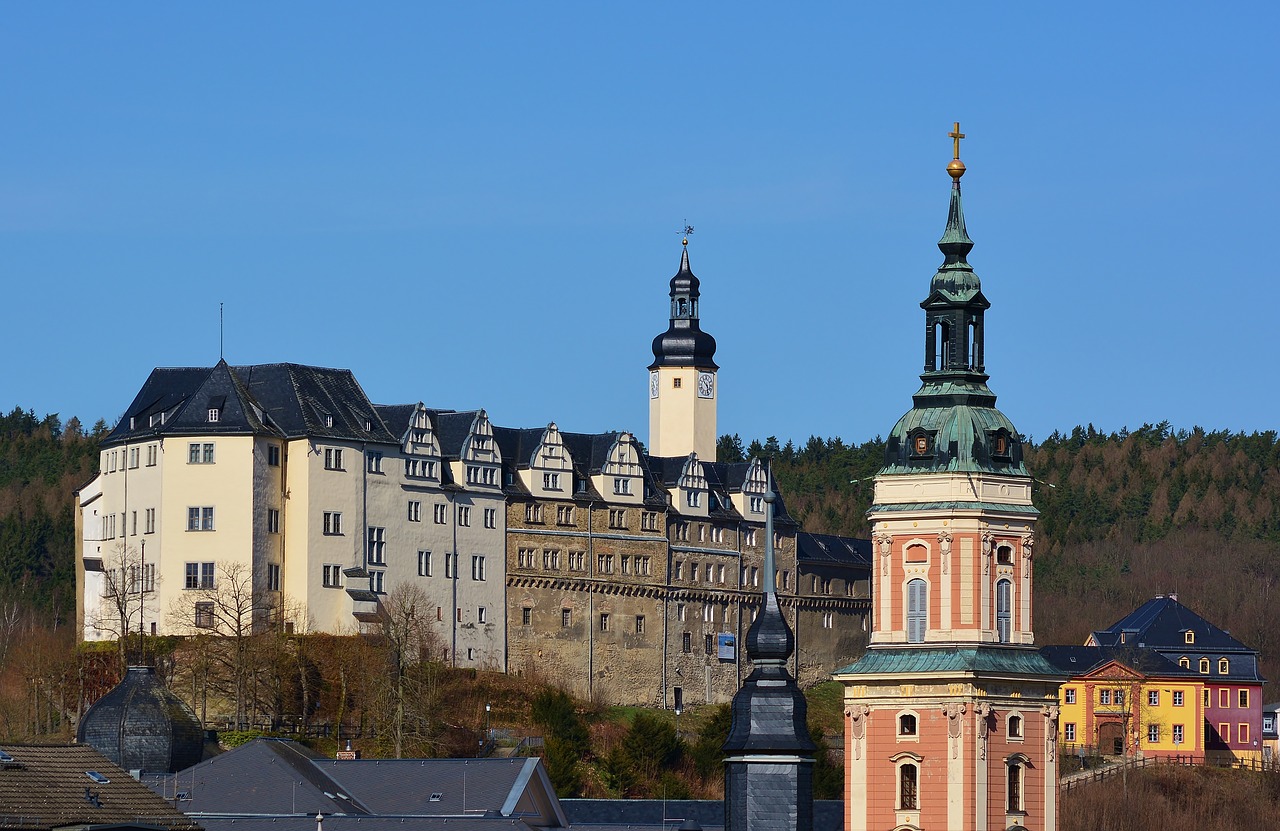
<box><xmin>909</xmin><ymin>430</ymin><xmax>933</xmax><ymax>458</ymax></box>
<box><xmin>325</xmin><ymin>415</ymin><xmax>334</xmax><ymax>428</ymax></box>
<box><xmin>686</xmin><ymin>490</ymin><xmax>701</xmax><ymax>508</ymax></box>
<box><xmin>1184</xmin><ymin>630</ymin><xmax>1195</xmax><ymax>644</ymax></box>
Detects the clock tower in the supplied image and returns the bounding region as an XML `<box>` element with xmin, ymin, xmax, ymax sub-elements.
<box><xmin>649</xmin><ymin>239</ymin><xmax>718</xmax><ymax>460</ymax></box>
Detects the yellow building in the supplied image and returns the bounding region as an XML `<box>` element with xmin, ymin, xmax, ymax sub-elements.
<box><xmin>1042</xmin><ymin>646</ymin><xmax>1204</xmax><ymax>761</ymax></box>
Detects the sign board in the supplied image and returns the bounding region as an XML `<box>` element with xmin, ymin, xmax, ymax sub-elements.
<box><xmin>717</xmin><ymin>633</ymin><xmax>736</xmax><ymax>661</ymax></box>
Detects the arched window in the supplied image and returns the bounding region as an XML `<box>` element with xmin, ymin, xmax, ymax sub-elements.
<box><xmin>1008</xmin><ymin>713</ymin><xmax>1022</xmax><ymax>738</ymax></box>
<box><xmin>1007</xmin><ymin>762</ymin><xmax>1023</xmax><ymax>812</ymax></box>
<box><xmin>997</xmin><ymin>545</ymin><xmax>1013</xmax><ymax>565</ymax></box>
<box><xmin>935</xmin><ymin>321</ymin><xmax>951</xmax><ymax>369</ymax></box>
<box><xmin>907</xmin><ymin>579</ymin><xmax>927</xmax><ymax>643</ymax></box>
<box><xmin>899</xmin><ymin>763</ymin><xmax>918</xmax><ymax>810</ymax></box>
<box><xmin>899</xmin><ymin>713</ymin><xmax>917</xmax><ymax>736</ymax></box>
<box><xmin>996</xmin><ymin>579</ymin><xmax>1012</xmax><ymax>643</ymax></box>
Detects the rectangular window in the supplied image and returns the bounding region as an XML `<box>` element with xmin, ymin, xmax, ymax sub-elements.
<box><xmin>712</xmin><ymin>526</ymin><xmax>724</xmax><ymax>543</ymax></box>
<box><xmin>1065</xmin><ymin>688</ymin><xmax>1076</xmax><ymax>704</ymax></box>
<box><xmin>267</xmin><ymin>563</ymin><xmax>281</xmax><ymax>592</ymax></box>
<box><xmin>370</xmin><ymin>570</ymin><xmax>385</xmax><ymax>593</ymax></box>
<box><xmin>471</xmin><ymin>555</ymin><xmax>486</xmax><ymax>581</ymax></box>
<box><xmin>457</xmin><ymin>506</ymin><xmax>471</xmax><ymax>527</ymax></box>
<box><xmin>677</xmin><ymin>603</ymin><xmax>686</xmax><ymax>622</ymax></box>
<box><xmin>1239</xmin><ymin>723</ymin><xmax>1250</xmax><ymax>744</ymax></box>
<box><xmin>686</xmin><ymin>490</ymin><xmax>701</xmax><ymax>508</ymax></box>
<box><xmin>185</xmin><ymin>561</ymin><xmax>216</xmax><ymax>589</ymax></box>
<box><xmin>717</xmin><ymin>564</ymin><xmax>726</xmax><ymax>583</ymax></box>
<box><xmin>146</xmin><ymin>444</ymin><xmax>158</xmax><ymax>466</ymax></box>
<box><xmin>131</xmin><ymin>511</ymin><xmax>137</xmax><ymax>536</ymax></box>
<box><xmin>613</xmin><ymin>477</ymin><xmax>630</xmax><ymax>495</ymax></box>
<box><xmin>749</xmin><ymin>496</ymin><xmax>763</xmax><ymax>514</ymax></box>
<box><xmin>621</xmin><ymin>556</ymin><xmax>630</xmax><ymax>575</ymax></box>
<box><xmin>128</xmin><ymin>447</ymin><xmax>139</xmax><ymax>469</ymax></box>
<box><xmin>682</xmin><ymin>632</ymin><xmax>692</xmax><ymax>653</ymax></box>
<box><xmin>208</xmin><ymin>408</ymin><xmax>220</xmax><ymax>422</ymax></box>
<box><xmin>599</xmin><ymin>613</ymin><xmax>609</xmax><ymax>632</ymax></box>
<box><xmin>366</xmin><ymin>452</ymin><xmax>383</xmax><ymax>473</ymax></box>
<box><xmin>641</xmin><ymin>511</ymin><xmax>659</xmax><ymax>531</ymax></box>
<box><xmin>478</xmin><ymin>606</ymin><xmax>487</xmax><ymax>624</ymax></box>
<box><xmin>1148</xmin><ymin>724</ymin><xmax>1160</xmax><ymax>744</ymax></box>
<box><xmin>746</xmin><ymin>529</ymin><xmax>758</xmax><ymax>547</ymax></box>
<box><xmin>1149</xmin><ymin>690</ymin><xmax>1160</xmax><ymax>707</ymax></box>
<box><xmin>434</xmin><ymin>503</ymin><xmax>448</xmax><ymax>524</ymax></box>
<box><xmin>823</xmin><ymin>611</ymin><xmax>834</xmax><ymax>628</ymax></box>
<box><xmin>543</xmin><ymin>472</ymin><xmax>561</xmax><ymax>490</ymax></box>
<box><xmin>1219</xmin><ymin>723</ymin><xmax>1230</xmax><ymax>743</ymax></box>
<box><xmin>418</xmin><ymin>550</ymin><xmax>431</xmax><ymax>577</ymax></box>
<box><xmin>484</xmin><ymin>507</ymin><xmax>497</xmax><ymax>529</ymax></box>
<box><xmin>194</xmin><ymin>602</ymin><xmax>215</xmax><ymax>628</ymax></box>
<box><xmin>781</xmin><ymin>570</ymin><xmax>790</xmax><ymax>589</ymax></box>
<box><xmin>526</xmin><ymin>503</ymin><xmax>543</xmax><ymax>523</ymax></box>
<box><xmin>187</xmin><ymin>507</ymin><xmax>215</xmax><ymax>531</ymax></box>
<box><xmin>1173</xmin><ymin>724</ymin><xmax>1184</xmax><ymax>744</ymax></box>
<box><xmin>367</xmin><ymin>527</ymin><xmax>386</xmax><ymax>564</ymax></box>
<box><xmin>1099</xmin><ymin>690</ymin><xmax>1111</xmax><ymax>706</ymax></box>
<box><xmin>466</xmin><ymin>465</ymin><xmax>480</xmax><ymax>484</ymax></box>
<box><xmin>444</xmin><ymin>553</ymin><xmax>455</xmax><ymax>578</ymax></box>
<box><xmin>1173</xmin><ymin>690</ymin><xmax>1184</xmax><ymax>706</ymax></box>
<box><xmin>609</xmin><ymin>509</ymin><xmax>626</xmax><ymax>528</ymax></box>
<box><xmin>323</xmin><ymin>511</ymin><xmax>343</xmax><ymax>535</ymax></box>
<box><xmin>267</xmin><ymin>508</ymin><xmax>280</xmax><ymax>534</ymax></box>
<box><xmin>635</xmin><ymin>615</ymin><xmax>645</xmax><ymax>634</ymax></box>
<box><xmin>1115</xmin><ymin>690</ymin><xmax>1125</xmax><ymax>707</ymax></box>
<box><xmin>557</xmin><ymin>505</ymin><xmax>574</xmax><ymax>525</ymax></box>
<box><xmin>324</xmin><ymin>448</ymin><xmax>344</xmax><ymax>470</ymax></box>
<box><xmin>323</xmin><ymin>564</ymin><xmax>343</xmax><ymax>588</ymax></box>
<box><xmin>675</xmin><ymin>562</ymin><xmax>684</xmax><ymax>580</ymax></box>
<box><xmin>408</xmin><ymin>501</ymin><xmax>421</xmax><ymax>522</ymax></box>
<box><xmin>561</xmin><ymin>608</ymin><xmax>571</xmax><ymax>628</ymax></box>
<box><xmin>267</xmin><ymin>445</ymin><xmax>281</xmax><ymax>466</ymax></box>
<box><xmin>522</xmin><ymin>607</ymin><xmax>532</xmax><ymax>626</ymax></box>
<box><xmin>1205</xmin><ymin>689</ymin><xmax>1211</xmax><ymax>708</ymax></box>
<box><xmin>1064</xmin><ymin>723</ymin><xmax>1076</xmax><ymax>742</ymax></box>
<box><xmin>1220</xmin><ymin>689</ymin><xmax>1230</xmax><ymax>709</ymax></box>
<box><xmin>1240</xmin><ymin>689</ymin><xmax>1249</xmax><ymax>708</ymax></box>
<box><xmin>705</xmin><ymin>633</ymin><xmax>714</xmax><ymax>654</ymax></box>
<box><xmin>675</xmin><ymin>523</ymin><xmax>689</xmax><ymax>542</ymax></box>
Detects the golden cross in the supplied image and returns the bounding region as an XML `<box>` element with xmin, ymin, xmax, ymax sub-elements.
<box><xmin>949</xmin><ymin>122</ymin><xmax>965</xmax><ymax>159</ymax></box>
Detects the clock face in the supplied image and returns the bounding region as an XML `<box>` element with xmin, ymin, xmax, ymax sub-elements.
<box><xmin>697</xmin><ymin>372</ymin><xmax>715</xmax><ymax>399</ymax></box>
<box><xmin>650</xmin><ymin>371</ymin><xmax>659</xmax><ymax>399</ymax></box>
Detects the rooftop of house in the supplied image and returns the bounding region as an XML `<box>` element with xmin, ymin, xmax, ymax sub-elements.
<box><xmin>0</xmin><ymin>743</ymin><xmax>200</xmax><ymax>831</ymax></box>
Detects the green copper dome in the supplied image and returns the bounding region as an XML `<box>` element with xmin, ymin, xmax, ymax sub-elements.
<box><xmin>881</xmin><ymin>171</ymin><xmax>1026</xmax><ymax>477</ymax></box>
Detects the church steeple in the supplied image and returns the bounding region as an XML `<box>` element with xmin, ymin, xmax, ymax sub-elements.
<box><xmin>723</xmin><ymin>481</ymin><xmax>815</xmax><ymax>831</ymax></box>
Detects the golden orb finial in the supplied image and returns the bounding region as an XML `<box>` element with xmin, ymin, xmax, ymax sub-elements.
<box><xmin>947</xmin><ymin>122</ymin><xmax>966</xmax><ymax>179</ymax></box>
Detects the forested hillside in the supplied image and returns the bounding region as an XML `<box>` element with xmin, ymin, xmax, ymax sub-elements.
<box><xmin>1</xmin><ymin>410</ymin><xmax>1278</xmax><ymax>721</ymax></box>
<box><xmin>728</xmin><ymin>423</ymin><xmax>1280</xmax><ymax>683</ymax></box>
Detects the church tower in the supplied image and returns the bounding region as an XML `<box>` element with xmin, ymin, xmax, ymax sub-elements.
<box><xmin>835</xmin><ymin>127</ymin><xmax>1065</xmax><ymax>831</ymax></box>
<box><xmin>649</xmin><ymin>238</ymin><xmax>718</xmax><ymax>460</ymax></box>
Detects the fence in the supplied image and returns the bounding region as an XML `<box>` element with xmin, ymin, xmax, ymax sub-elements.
<box><xmin>1062</xmin><ymin>753</ymin><xmax>1275</xmax><ymax>792</ymax></box>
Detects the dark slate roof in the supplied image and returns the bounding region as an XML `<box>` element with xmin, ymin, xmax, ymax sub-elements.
<box><xmin>76</xmin><ymin>666</ymin><xmax>204</xmax><ymax>775</ymax></box>
<box><xmin>1039</xmin><ymin>645</ymin><xmax>1199</xmax><ymax>678</ymax></box>
<box><xmin>649</xmin><ymin>248</ymin><xmax>718</xmax><ymax>371</ymax></box>
<box><xmin>158</xmin><ymin>740</ymin><xmax>566</xmax><ymax>828</ymax></box>
<box><xmin>795</xmin><ymin>533</ymin><xmax>872</xmax><ymax>569</ymax></box>
<box><xmin>199</xmin><ymin>818</ymin><xmax>538</xmax><ymax>831</ymax></box>
<box><xmin>560</xmin><ymin>800</ymin><xmax>845</xmax><ymax>831</ymax></box>
<box><xmin>373</xmin><ymin>403</ymin><xmax>418</xmax><ymax>441</ymax></box>
<box><xmin>436</xmin><ymin>411</ymin><xmax>484</xmax><ymax>460</ymax></box>
<box><xmin>834</xmin><ymin>646</ymin><xmax>1066</xmax><ymax>678</ymax></box>
<box><xmin>236</xmin><ymin>364</ymin><xmax>396</xmax><ymax>443</ymax></box>
<box><xmin>104</xmin><ymin>362</ymin><xmax>398</xmax><ymax>446</ymax></box>
<box><xmin>0</xmin><ymin>743</ymin><xmax>200</xmax><ymax>830</ymax></box>
<box><xmin>1091</xmin><ymin>596</ymin><xmax>1254</xmax><ymax>653</ymax></box>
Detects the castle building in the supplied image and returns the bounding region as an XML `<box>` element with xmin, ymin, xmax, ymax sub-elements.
<box><xmin>76</xmin><ymin>243</ymin><xmax>870</xmax><ymax>708</ymax></box>
<box><xmin>834</xmin><ymin>132</ymin><xmax>1067</xmax><ymax>831</ymax></box>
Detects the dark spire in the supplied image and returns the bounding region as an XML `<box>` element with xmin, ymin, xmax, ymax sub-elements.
<box><xmin>650</xmin><ymin>241</ymin><xmax>718</xmax><ymax>370</ymax></box>
<box><xmin>723</xmin><ymin>474</ymin><xmax>815</xmax><ymax>831</ymax></box>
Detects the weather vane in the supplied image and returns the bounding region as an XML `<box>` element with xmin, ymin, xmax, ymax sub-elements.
<box><xmin>681</xmin><ymin>221</ymin><xmax>694</xmax><ymax>246</ymax></box>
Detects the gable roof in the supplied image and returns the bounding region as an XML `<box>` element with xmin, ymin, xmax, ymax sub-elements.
<box><xmin>156</xmin><ymin>739</ymin><xmax>566</xmax><ymax>828</ymax></box>
<box><xmin>0</xmin><ymin>743</ymin><xmax>200</xmax><ymax>831</ymax></box>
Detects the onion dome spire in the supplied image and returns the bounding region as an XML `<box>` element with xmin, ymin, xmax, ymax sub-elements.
<box><xmin>650</xmin><ymin>233</ymin><xmax>718</xmax><ymax>370</ymax></box>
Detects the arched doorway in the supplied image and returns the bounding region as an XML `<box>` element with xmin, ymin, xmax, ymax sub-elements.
<box><xmin>1098</xmin><ymin>721</ymin><xmax>1124</xmax><ymax>756</ymax></box>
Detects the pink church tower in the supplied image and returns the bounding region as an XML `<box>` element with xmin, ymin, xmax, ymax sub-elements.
<box><xmin>834</xmin><ymin>126</ymin><xmax>1066</xmax><ymax>831</ymax></box>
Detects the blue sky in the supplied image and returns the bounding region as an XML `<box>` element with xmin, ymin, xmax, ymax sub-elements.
<box><xmin>3</xmin><ymin>4</ymin><xmax>1276</xmax><ymax>446</ymax></box>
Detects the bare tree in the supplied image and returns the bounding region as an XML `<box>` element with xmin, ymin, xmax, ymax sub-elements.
<box><xmin>87</xmin><ymin>541</ymin><xmax>155</xmax><ymax>667</ymax></box>
<box><xmin>167</xmin><ymin>561</ymin><xmax>276</xmax><ymax>729</ymax></box>
<box><xmin>370</xmin><ymin>582</ymin><xmax>445</xmax><ymax>758</ymax></box>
